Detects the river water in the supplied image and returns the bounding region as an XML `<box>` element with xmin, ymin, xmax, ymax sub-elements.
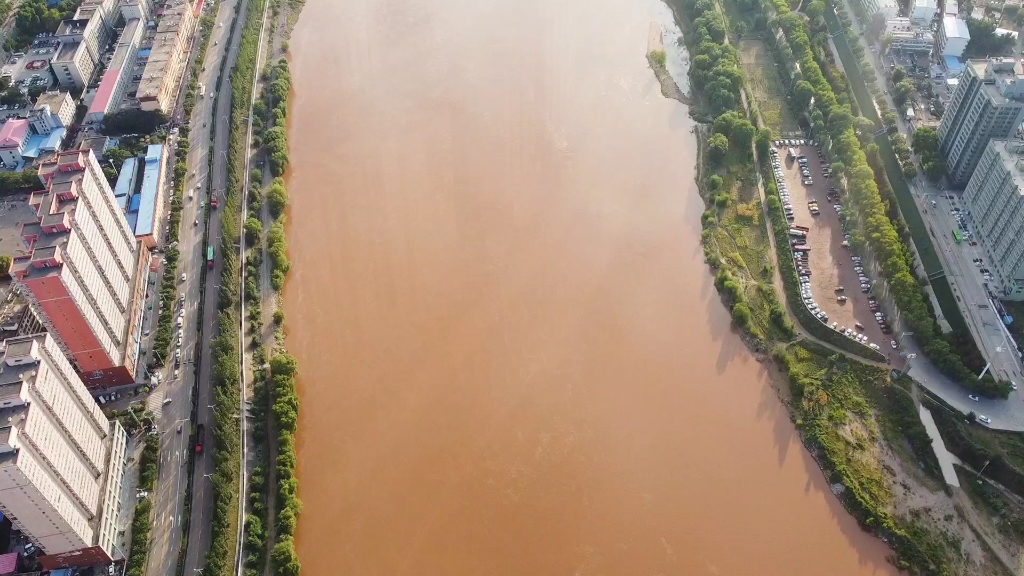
<box><xmin>282</xmin><ymin>0</ymin><xmax>900</xmax><ymax>573</ymax></box>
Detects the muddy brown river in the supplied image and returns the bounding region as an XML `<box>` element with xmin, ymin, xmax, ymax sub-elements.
<box><xmin>282</xmin><ymin>0</ymin><xmax>900</xmax><ymax>573</ymax></box>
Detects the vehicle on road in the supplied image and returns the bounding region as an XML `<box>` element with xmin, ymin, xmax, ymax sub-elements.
<box><xmin>969</xmin><ymin>394</ymin><xmax>980</xmax><ymax>401</ymax></box>
<box><xmin>207</xmin><ymin>246</ymin><xmax>214</xmax><ymax>269</ymax></box>
<box><xmin>163</xmin><ymin>398</ymin><xmax>172</xmax><ymax>405</ymax></box>
<box><xmin>180</xmin><ymin>273</ymin><xmax>186</xmax><ymax>282</ymax></box>
<box><xmin>978</xmin><ymin>415</ymin><xmax>992</xmax><ymax>425</ymax></box>
<box><xmin>195</xmin><ymin>424</ymin><xmax>205</xmax><ymax>453</ymax></box>
<box><xmin>177</xmin><ymin>423</ymin><xmax>182</xmax><ymax>434</ymax></box>
<box><xmin>890</xmin><ymin>340</ymin><xmax>898</xmax><ymax>349</ymax></box>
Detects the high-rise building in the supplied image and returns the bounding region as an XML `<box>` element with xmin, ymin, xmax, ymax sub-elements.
<box><xmin>938</xmin><ymin>58</ymin><xmax>1024</xmax><ymax>186</ymax></box>
<box><xmin>962</xmin><ymin>140</ymin><xmax>1024</xmax><ymax>299</ymax></box>
<box><xmin>0</xmin><ymin>334</ymin><xmax>126</xmax><ymax>560</ymax></box>
<box><xmin>10</xmin><ymin>149</ymin><xmax>148</xmax><ymax>387</ymax></box>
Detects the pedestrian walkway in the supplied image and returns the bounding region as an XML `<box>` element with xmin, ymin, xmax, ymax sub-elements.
<box><xmin>918</xmin><ymin>405</ymin><xmax>961</xmax><ymax>487</ymax></box>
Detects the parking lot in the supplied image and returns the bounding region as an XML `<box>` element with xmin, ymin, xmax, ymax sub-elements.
<box><xmin>769</xmin><ymin>141</ymin><xmax>900</xmax><ymax>359</ymax></box>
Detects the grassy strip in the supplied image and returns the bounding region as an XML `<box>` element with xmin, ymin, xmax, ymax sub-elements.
<box><xmin>930</xmin><ymin>404</ymin><xmax>1024</xmax><ymax>498</ymax></box>
<box><xmin>204</xmin><ymin>0</ymin><xmax>269</xmax><ymax>574</ymax></box>
<box><xmin>122</xmin><ymin>434</ymin><xmax>160</xmax><ymax>576</ymax></box>
<box><xmin>674</xmin><ymin>0</ymin><xmax>795</xmax><ymax>347</ymax></box>
<box><xmin>252</xmin><ymin>55</ymin><xmax>301</xmax><ymax>576</ymax></box>
<box><xmin>775</xmin><ymin>342</ymin><xmax>951</xmax><ymax>574</ymax></box>
<box><xmin>124</xmin><ymin>500</ymin><xmax>153</xmax><ymax>576</ymax></box>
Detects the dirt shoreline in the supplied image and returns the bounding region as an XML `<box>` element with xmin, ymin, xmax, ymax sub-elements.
<box><xmin>646</xmin><ymin>21</ymin><xmax>687</xmax><ymax>103</ymax></box>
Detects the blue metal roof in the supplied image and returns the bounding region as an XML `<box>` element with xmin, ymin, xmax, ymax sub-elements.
<box><xmin>20</xmin><ymin>134</ymin><xmax>43</xmax><ymax>159</ymax></box>
<box><xmin>135</xmin><ymin>144</ymin><xmax>162</xmax><ymax>237</ymax></box>
<box><xmin>943</xmin><ymin>55</ymin><xmax>963</xmax><ymax>71</ymax></box>
<box><xmin>114</xmin><ymin>156</ymin><xmax>137</xmax><ymax>213</ymax></box>
<box><xmin>39</xmin><ymin>127</ymin><xmax>64</xmax><ymax>151</ymax></box>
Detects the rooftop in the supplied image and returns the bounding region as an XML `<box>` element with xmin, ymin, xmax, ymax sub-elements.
<box><xmin>34</xmin><ymin>91</ymin><xmax>68</xmax><ymax>113</ymax></box>
<box><xmin>968</xmin><ymin>58</ymin><xmax>1024</xmax><ymax>102</ymax></box>
<box><xmin>134</xmin><ymin>144</ymin><xmax>161</xmax><ymax>237</ymax></box>
<box><xmin>943</xmin><ymin>15</ymin><xmax>970</xmax><ymax>40</ymax></box>
<box><xmin>54</xmin><ymin>40</ymin><xmax>83</xmax><ymax>63</ymax></box>
<box><xmin>0</xmin><ymin>119</ymin><xmax>29</xmax><ymax>149</ymax></box>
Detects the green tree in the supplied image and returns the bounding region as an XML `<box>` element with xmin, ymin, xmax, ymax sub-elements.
<box><xmin>244</xmin><ymin>217</ymin><xmax>261</xmax><ymax>246</ymax></box>
<box><xmin>891</xmin><ymin>66</ymin><xmax>907</xmax><ymax>84</ymax></box>
<box><xmin>924</xmin><ymin>160</ymin><xmax>945</xmax><ymax>182</ymax></box>
<box><xmin>708</xmin><ymin>132</ymin><xmax>729</xmax><ymax>164</ymax></box>
<box><xmin>730</xmin><ymin>119</ymin><xmax>756</xmax><ymax>153</ymax></box>
<box><xmin>267</xmin><ymin>179</ymin><xmax>288</xmax><ymax>218</ymax></box>
<box><xmin>912</xmin><ymin>126</ymin><xmax>939</xmax><ymax>156</ymax></box>
<box><xmin>805</xmin><ymin>0</ymin><xmax>825</xmax><ymax>22</ymax></box>
<box><xmin>793</xmin><ymin>80</ymin><xmax>814</xmax><ymax>111</ymax></box>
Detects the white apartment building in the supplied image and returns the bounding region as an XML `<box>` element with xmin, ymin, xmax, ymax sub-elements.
<box><xmin>884</xmin><ymin>17</ymin><xmax>913</xmax><ymax>36</ymax></box>
<box><xmin>12</xmin><ymin>150</ymin><xmax>145</xmax><ymax>387</ymax></box>
<box><xmin>0</xmin><ymin>334</ymin><xmax>126</xmax><ymax>559</ymax></box>
<box><xmin>86</xmin><ymin>19</ymin><xmax>144</xmax><ymax>123</ymax></box>
<box><xmin>889</xmin><ymin>29</ymin><xmax>935</xmax><ymax>53</ymax></box>
<box><xmin>118</xmin><ymin>0</ymin><xmax>155</xmax><ymax>22</ymax></box>
<box><xmin>937</xmin><ymin>15</ymin><xmax>970</xmax><ymax>57</ymax></box>
<box><xmin>910</xmin><ymin>0</ymin><xmax>937</xmax><ymax>22</ymax></box>
<box><xmin>939</xmin><ymin>59</ymin><xmax>1024</xmax><ymax>186</ymax></box>
<box><xmin>138</xmin><ymin>0</ymin><xmax>196</xmax><ymax>113</ymax></box>
<box><xmin>51</xmin><ymin>40</ymin><xmax>95</xmax><ymax>91</ymax></box>
<box><xmin>873</xmin><ymin>0</ymin><xmax>901</xmax><ymax>18</ymax></box>
<box><xmin>33</xmin><ymin>92</ymin><xmax>75</xmax><ymax>132</ymax></box>
<box><xmin>963</xmin><ymin>140</ymin><xmax>1024</xmax><ymax>298</ymax></box>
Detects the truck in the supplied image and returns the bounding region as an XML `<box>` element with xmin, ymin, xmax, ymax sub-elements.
<box><xmin>195</xmin><ymin>423</ymin><xmax>205</xmax><ymax>454</ymax></box>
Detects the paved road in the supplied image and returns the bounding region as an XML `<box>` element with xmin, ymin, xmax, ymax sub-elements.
<box><xmin>834</xmin><ymin>0</ymin><xmax>1024</xmax><ymax>431</ymax></box>
<box><xmin>143</xmin><ymin>1</ymin><xmax>245</xmax><ymax>575</ymax></box>
<box><xmin>181</xmin><ymin>0</ymin><xmax>253</xmax><ymax>571</ymax></box>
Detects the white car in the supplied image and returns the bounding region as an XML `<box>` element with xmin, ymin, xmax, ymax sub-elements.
<box><xmin>180</xmin><ymin>273</ymin><xmax>187</xmax><ymax>282</ymax></box>
<box><xmin>978</xmin><ymin>415</ymin><xmax>992</xmax><ymax>425</ymax></box>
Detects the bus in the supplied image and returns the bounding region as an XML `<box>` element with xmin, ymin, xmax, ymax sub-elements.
<box><xmin>953</xmin><ymin>229</ymin><xmax>963</xmax><ymax>243</ymax></box>
<box><xmin>207</xmin><ymin>245</ymin><xmax>214</xmax><ymax>269</ymax></box>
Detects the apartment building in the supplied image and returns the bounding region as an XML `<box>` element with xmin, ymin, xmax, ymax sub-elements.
<box><xmin>0</xmin><ymin>333</ymin><xmax>126</xmax><ymax>561</ymax></box>
<box><xmin>118</xmin><ymin>0</ymin><xmax>155</xmax><ymax>21</ymax></box>
<box><xmin>937</xmin><ymin>15</ymin><xmax>970</xmax><ymax>57</ymax></box>
<box><xmin>962</xmin><ymin>140</ymin><xmax>1024</xmax><ymax>298</ymax></box>
<box><xmin>938</xmin><ymin>59</ymin><xmax>1024</xmax><ymax>186</ymax></box>
<box><xmin>864</xmin><ymin>0</ymin><xmax>900</xmax><ymax>18</ymax></box>
<box><xmin>86</xmin><ymin>19</ymin><xmax>144</xmax><ymax>123</ymax></box>
<box><xmin>52</xmin><ymin>0</ymin><xmax>118</xmax><ymax>91</ymax></box>
<box><xmin>112</xmin><ymin>144</ymin><xmax>165</xmax><ymax>248</ymax></box>
<box><xmin>910</xmin><ymin>0</ymin><xmax>937</xmax><ymax>22</ymax></box>
<box><xmin>138</xmin><ymin>0</ymin><xmax>197</xmax><ymax>113</ymax></box>
<box><xmin>33</xmin><ymin>92</ymin><xmax>75</xmax><ymax>132</ymax></box>
<box><xmin>889</xmin><ymin>29</ymin><xmax>935</xmax><ymax>53</ymax></box>
<box><xmin>0</xmin><ymin>120</ymin><xmax>31</xmax><ymax>167</ymax></box>
<box><xmin>10</xmin><ymin>150</ymin><xmax>148</xmax><ymax>388</ymax></box>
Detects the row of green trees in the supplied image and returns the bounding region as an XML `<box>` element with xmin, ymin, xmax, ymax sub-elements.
<box><xmin>123</xmin><ymin>431</ymin><xmax>161</xmax><ymax>576</ymax></box>
<box><xmin>256</xmin><ymin>41</ymin><xmax>301</xmax><ymax>576</ymax></box>
<box><xmin>772</xmin><ymin>0</ymin><xmax>1011</xmax><ymax>397</ymax></box>
<box><xmin>205</xmin><ymin>0</ymin><xmax>271</xmax><ymax>572</ymax></box>
<box><xmin>253</xmin><ymin>59</ymin><xmax>292</xmax><ymax>176</ymax></box>
<box><xmin>830</xmin><ymin>0</ymin><xmax>1005</xmax><ymax>395</ymax></box>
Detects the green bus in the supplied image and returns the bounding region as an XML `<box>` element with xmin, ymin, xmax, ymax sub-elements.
<box><xmin>953</xmin><ymin>229</ymin><xmax>963</xmax><ymax>243</ymax></box>
<box><xmin>207</xmin><ymin>245</ymin><xmax>214</xmax><ymax>268</ymax></box>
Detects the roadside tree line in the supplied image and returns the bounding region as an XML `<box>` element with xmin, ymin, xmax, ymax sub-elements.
<box><xmin>204</xmin><ymin>0</ymin><xmax>271</xmax><ymax>573</ymax></box>
<box><xmin>763</xmin><ymin>0</ymin><xmax>1010</xmax><ymax>397</ymax></box>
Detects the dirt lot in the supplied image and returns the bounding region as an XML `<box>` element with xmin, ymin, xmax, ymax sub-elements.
<box><xmin>739</xmin><ymin>41</ymin><xmax>801</xmax><ymax>137</ymax></box>
<box><xmin>775</xmin><ymin>144</ymin><xmax>897</xmax><ymax>359</ymax></box>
